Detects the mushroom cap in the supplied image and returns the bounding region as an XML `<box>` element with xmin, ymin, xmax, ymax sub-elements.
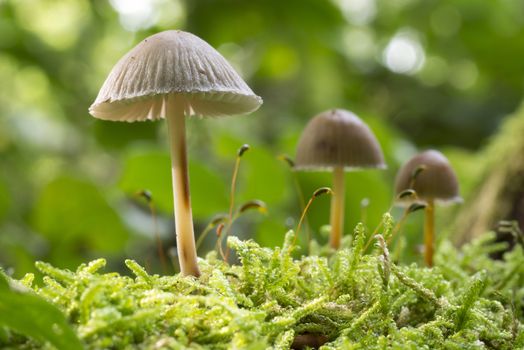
<box><xmin>89</xmin><ymin>30</ymin><xmax>262</xmax><ymax>121</ymax></box>
<box><xmin>394</xmin><ymin>150</ymin><xmax>462</xmax><ymax>206</ymax></box>
<box><xmin>294</xmin><ymin>109</ymin><xmax>386</xmax><ymax>171</ymax></box>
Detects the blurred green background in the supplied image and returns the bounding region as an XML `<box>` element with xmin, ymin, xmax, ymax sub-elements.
<box><xmin>1</xmin><ymin>0</ymin><xmax>523</xmax><ymax>275</ymax></box>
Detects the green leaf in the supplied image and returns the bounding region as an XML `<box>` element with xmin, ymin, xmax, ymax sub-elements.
<box><xmin>190</xmin><ymin>160</ymin><xmax>229</xmax><ymax>217</ymax></box>
<box><xmin>0</xmin><ymin>270</ymin><xmax>8</xmax><ymax>289</ymax></box>
<box><xmin>255</xmin><ymin>215</ymin><xmax>288</xmax><ymax>248</ymax></box>
<box><xmin>93</xmin><ymin>120</ymin><xmax>158</xmax><ymax>150</ymax></box>
<box><xmin>32</xmin><ymin>176</ymin><xmax>128</xmax><ymax>264</ymax></box>
<box><xmin>239</xmin><ymin>147</ymin><xmax>289</xmax><ymax>205</ymax></box>
<box><xmin>213</xmin><ymin>132</ymin><xmax>289</xmax><ymax>206</ymax></box>
<box><xmin>297</xmin><ymin>170</ymin><xmax>391</xmax><ymax>236</ymax></box>
<box><xmin>119</xmin><ymin>148</ymin><xmax>228</xmax><ymax>218</ymax></box>
<box><xmin>119</xmin><ymin>149</ymin><xmax>173</xmax><ymax>213</ymax></box>
<box><xmin>0</xmin><ymin>273</ymin><xmax>83</xmax><ymax>350</ymax></box>
<box><xmin>0</xmin><ymin>179</ymin><xmax>9</xmax><ymax>223</ymax></box>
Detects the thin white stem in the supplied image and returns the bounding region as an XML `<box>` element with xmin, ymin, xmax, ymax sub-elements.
<box><xmin>165</xmin><ymin>95</ymin><xmax>200</xmax><ymax>277</ymax></box>
<box><xmin>329</xmin><ymin>166</ymin><xmax>345</xmax><ymax>249</ymax></box>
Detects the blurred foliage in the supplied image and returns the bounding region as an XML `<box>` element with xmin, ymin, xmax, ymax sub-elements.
<box><xmin>0</xmin><ymin>0</ymin><xmax>523</xmax><ymax>274</ymax></box>
<box><xmin>454</xmin><ymin>103</ymin><xmax>524</xmax><ymax>245</ymax></box>
<box><xmin>33</xmin><ymin>176</ymin><xmax>129</xmax><ymax>265</ymax></box>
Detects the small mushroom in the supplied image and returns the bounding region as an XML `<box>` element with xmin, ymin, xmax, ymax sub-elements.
<box><xmin>394</xmin><ymin>150</ymin><xmax>461</xmax><ymax>267</ymax></box>
<box><xmin>295</xmin><ymin>109</ymin><xmax>386</xmax><ymax>249</ymax></box>
<box><xmin>89</xmin><ymin>30</ymin><xmax>262</xmax><ymax>276</ymax></box>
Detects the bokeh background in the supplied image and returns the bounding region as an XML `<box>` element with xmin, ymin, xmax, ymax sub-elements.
<box><xmin>1</xmin><ymin>0</ymin><xmax>523</xmax><ymax>275</ymax></box>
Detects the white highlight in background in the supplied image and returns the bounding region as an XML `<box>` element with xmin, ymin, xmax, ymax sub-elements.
<box><xmin>383</xmin><ymin>31</ymin><xmax>425</xmax><ymax>75</ymax></box>
<box><xmin>109</xmin><ymin>0</ymin><xmax>185</xmax><ymax>32</ymax></box>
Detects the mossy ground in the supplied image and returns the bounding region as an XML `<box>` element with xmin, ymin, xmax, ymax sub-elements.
<box><xmin>2</xmin><ymin>217</ymin><xmax>524</xmax><ymax>349</ymax></box>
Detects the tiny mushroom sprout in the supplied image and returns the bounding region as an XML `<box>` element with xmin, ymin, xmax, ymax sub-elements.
<box><xmin>89</xmin><ymin>30</ymin><xmax>262</xmax><ymax>277</ymax></box>
<box><xmin>295</xmin><ymin>109</ymin><xmax>386</xmax><ymax>249</ymax></box>
<box><xmin>394</xmin><ymin>150</ymin><xmax>461</xmax><ymax>267</ymax></box>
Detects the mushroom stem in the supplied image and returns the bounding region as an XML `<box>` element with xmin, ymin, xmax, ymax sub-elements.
<box><xmin>166</xmin><ymin>95</ymin><xmax>200</xmax><ymax>277</ymax></box>
<box><xmin>423</xmin><ymin>199</ymin><xmax>435</xmax><ymax>267</ymax></box>
<box><xmin>329</xmin><ymin>166</ymin><xmax>345</xmax><ymax>249</ymax></box>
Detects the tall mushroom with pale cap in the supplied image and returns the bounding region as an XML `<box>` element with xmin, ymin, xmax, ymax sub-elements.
<box><xmin>295</xmin><ymin>109</ymin><xmax>386</xmax><ymax>249</ymax></box>
<box><xmin>394</xmin><ymin>150</ymin><xmax>461</xmax><ymax>267</ymax></box>
<box><xmin>89</xmin><ymin>30</ymin><xmax>262</xmax><ymax>277</ymax></box>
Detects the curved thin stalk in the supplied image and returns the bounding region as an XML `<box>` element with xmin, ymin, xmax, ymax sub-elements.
<box><xmin>136</xmin><ymin>190</ymin><xmax>168</xmax><ymax>273</ymax></box>
<box><xmin>196</xmin><ymin>214</ymin><xmax>228</xmax><ymax>251</ymax></box>
<box><xmin>278</xmin><ymin>155</ymin><xmax>311</xmax><ymax>252</ymax></box>
<box><xmin>148</xmin><ymin>200</ymin><xmax>168</xmax><ymax>273</ymax></box>
<box><xmin>329</xmin><ymin>166</ymin><xmax>345</xmax><ymax>249</ymax></box>
<box><xmin>223</xmin><ymin>145</ymin><xmax>248</xmax><ymax>261</ymax></box>
<box><xmin>424</xmin><ymin>199</ymin><xmax>435</xmax><ymax>267</ymax></box>
<box><xmin>386</xmin><ymin>208</ymin><xmax>410</xmax><ymax>245</ymax></box>
<box><xmin>166</xmin><ymin>95</ymin><xmax>200</xmax><ymax>277</ymax></box>
<box><xmin>293</xmin><ymin>175</ymin><xmax>312</xmax><ymax>250</ymax></box>
<box><xmin>295</xmin><ymin>187</ymin><xmax>332</xmax><ymax>246</ymax></box>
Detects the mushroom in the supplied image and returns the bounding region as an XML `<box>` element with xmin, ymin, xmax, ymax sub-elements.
<box><xmin>295</xmin><ymin>109</ymin><xmax>386</xmax><ymax>249</ymax></box>
<box><xmin>89</xmin><ymin>30</ymin><xmax>262</xmax><ymax>277</ymax></box>
<box><xmin>394</xmin><ymin>150</ymin><xmax>461</xmax><ymax>267</ymax></box>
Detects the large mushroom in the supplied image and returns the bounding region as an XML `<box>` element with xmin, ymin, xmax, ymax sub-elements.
<box><xmin>295</xmin><ymin>109</ymin><xmax>386</xmax><ymax>249</ymax></box>
<box><xmin>89</xmin><ymin>30</ymin><xmax>262</xmax><ymax>277</ymax></box>
<box><xmin>394</xmin><ymin>150</ymin><xmax>461</xmax><ymax>267</ymax></box>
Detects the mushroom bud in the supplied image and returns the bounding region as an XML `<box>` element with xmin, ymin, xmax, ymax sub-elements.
<box><xmin>394</xmin><ymin>150</ymin><xmax>461</xmax><ymax>267</ymax></box>
<box><xmin>89</xmin><ymin>30</ymin><xmax>262</xmax><ymax>277</ymax></box>
<box><xmin>295</xmin><ymin>109</ymin><xmax>386</xmax><ymax>249</ymax></box>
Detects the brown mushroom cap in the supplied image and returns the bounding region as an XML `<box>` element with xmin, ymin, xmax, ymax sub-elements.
<box><xmin>89</xmin><ymin>30</ymin><xmax>262</xmax><ymax>121</ymax></box>
<box><xmin>294</xmin><ymin>109</ymin><xmax>386</xmax><ymax>171</ymax></box>
<box><xmin>395</xmin><ymin>150</ymin><xmax>461</xmax><ymax>206</ymax></box>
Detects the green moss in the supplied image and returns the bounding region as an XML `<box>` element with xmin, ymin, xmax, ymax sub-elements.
<box><xmin>1</xmin><ymin>227</ymin><xmax>524</xmax><ymax>349</ymax></box>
